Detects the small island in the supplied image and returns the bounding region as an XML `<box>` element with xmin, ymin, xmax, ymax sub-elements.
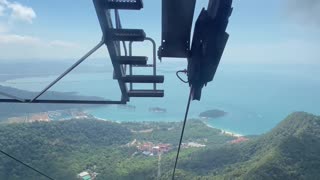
<box><xmin>149</xmin><ymin>107</ymin><xmax>167</xmax><ymax>113</ymax></box>
<box><xmin>199</xmin><ymin>109</ymin><xmax>227</xmax><ymax>119</ymax></box>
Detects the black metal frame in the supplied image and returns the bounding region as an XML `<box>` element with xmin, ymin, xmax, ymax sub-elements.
<box><xmin>0</xmin><ymin>0</ymin><xmax>161</xmax><ymax>105</ymax></box>
<box><xmin>93</xmin><ymin>0</ymin><xmax>129</xmax><ymax>102</ymax></box>
<box><xmin>0</xmin><ymin>99</ymin><xmax>124</xmax><ymax>104</ymax></box>
<box><xmin>0</xmin><ymin>1</ymin><xmax>127</xmax><ymax>105</ymax></box>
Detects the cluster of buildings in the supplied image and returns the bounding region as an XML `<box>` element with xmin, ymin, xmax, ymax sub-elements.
<box><xmin>181</xmin><ymin>142</ymin><xmax>206</xmax><ymax>148</ymax></box>
<box><xmin>229</xmin><ymin>137</ymin><xmax>249</xmax><ymax>144</ymax></box>
<box><xmin>127</xmin><ymin>139</ymin><xmax>207</xmax><ymax>157</ymax></box>
<box><xmin>49</xmin><ymin>109</ymin><xmax>93</xmax><ymax>121</ymax></box>
<box><xmin>77</xmin><ymin>171</ymin><xmax>98</xmax><ymax>180</ymax></box>
<box><xmin>7</xmin><ymin>112</ymin><xmax>50</xmax><ymax>123</ymax></box>
<box><xmin>136</xmin><ymin>141</ymin><xmax>171</xmax><ymax>156</ymax></box>
<box><xmin>6</xmin><ymin>109</ymin><xmax>94</xmax><ymax>124</ymax></box>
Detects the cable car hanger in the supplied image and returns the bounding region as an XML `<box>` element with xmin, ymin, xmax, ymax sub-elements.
<box><xmin>163</xmin><ymin>0</ymin><xmax>233</xmax><ymax>179</ymax></box>
<box><xmin>0</xmin><ymin>0</ymin><xmax>233</xmax><ymax>180</ymax></box>
<box><xmin>0</xmin><ymin>0</ymin><xmax>232</xmax><ymax>105</ymax></box>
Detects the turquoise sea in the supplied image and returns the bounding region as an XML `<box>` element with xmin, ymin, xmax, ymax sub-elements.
<box><xmin>1</xmin><ymin>61</ymin><xmax>320</xmax><ymax>135</ymax></box>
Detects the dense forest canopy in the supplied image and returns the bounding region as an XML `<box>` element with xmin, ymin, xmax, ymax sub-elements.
<box><xmin>0</xmin><ymin>112</ymin><xmax>319</xmax><ymax>179</ymax></box>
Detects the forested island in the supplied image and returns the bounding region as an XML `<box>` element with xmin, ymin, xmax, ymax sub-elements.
<box><xmin>199</xmin><ymin>109</ymin><xmax>227</xmax><ymax>119</ymax></box>
<box><xmin>0</xmin><ymin>112</ymin><xmax>319</xmax><ymax>179</ymax></box>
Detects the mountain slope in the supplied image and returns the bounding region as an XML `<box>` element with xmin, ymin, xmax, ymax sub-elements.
<box><xmin>0</xmin><ymin>119</ymin><xmax>231</xmax><ymax>180</ymax></box>
<box><xmin>0</xmin><ymin>119</ymin><xmax>132</xmax><ymax>180</ymax></box>
<box><xmin>179</xmin><ymin>112</ymin><xmax>320</xmax><ymax>179</ymax></box>
<box><xmin>239</xmin><ymin>112</ymin><xmax>320</xmax><ymax>179</ymax></box>
<box><xmin>0</xmin><ymin>112</ymin><xmax>319</xmax><ymax>179</ymax></box>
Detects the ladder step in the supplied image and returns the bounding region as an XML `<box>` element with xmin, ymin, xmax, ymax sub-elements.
<box><xmin>122</xmin><ymin>75</ymin><xmax>164</xmax><ymax>83</ymax></box>
<box><xmin>118</xmin><ymin>56</ymin><xmax>147</xmax><ymax>65</ymax></box>
<box><xmin>105</xmin><ymin>0</ymin><xmax>143</xmax><ymax>10</ymax></box>
<box><xmin>111</xmin><ymin>29</ymin><xmax>145</xmax><ymax>41</ymax></box>
<box><xmin>128</xmin><ymin>90</ymin><xmax>164</xmax><ymax>97</ymax></box>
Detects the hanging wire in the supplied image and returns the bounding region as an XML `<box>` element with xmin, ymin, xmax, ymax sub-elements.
<box><xmin>172</xmin><ymin>87</ymin><xmax>193</xmax><ymax>180</ymax></box>
<box><xmin>176</xmin><ymin>69</ymin><xmax>188</xmax><ymax>83</ymax></box>
<box><xmin>0</xmin><ymin>149</ymin><xmax>55</xmax><ymax>180</ymax></box>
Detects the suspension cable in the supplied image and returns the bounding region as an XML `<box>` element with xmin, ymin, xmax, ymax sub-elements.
<box><xmin>0</xmin><ymin>149</ymin><xmax>55</xmax><ymax>180</ymax></box>
<box><xmin>172</xmin><ymin>87</ymin><xmax>193</xmax><ymax>180</ymax></box>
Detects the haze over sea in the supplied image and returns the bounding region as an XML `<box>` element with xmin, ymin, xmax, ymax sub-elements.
<box><xmin>1</xmin><ymin>61</ymin><xmax>320</xmax><ymax>135</ymax></box>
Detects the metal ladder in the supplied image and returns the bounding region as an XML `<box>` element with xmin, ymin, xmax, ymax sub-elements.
<box><xmin>93</xmin><ymin>0</ymin><xmax>164</xmax><ymax>103</ymax></box>
<box><xmin>0</xmin><ymin>0</ymin><xmax>164</xmax><ymax>105</ymax></box>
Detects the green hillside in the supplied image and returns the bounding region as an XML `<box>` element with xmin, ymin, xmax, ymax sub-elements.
<box><xmin>0</xmin><ymin>112</ymin><xmax>319</xmax><ymax>180</ymax></box>
<box><xmin>0</xmin><ymin>119</ymin><xmax>132</xmax><ymax>180</ymax></box>
<box><xmin>177</xmin><ymin>112</ymin><xmax>320</xmax><ymax>179</ymax></box>
<box><xmin>0</xmin><ymin>119</ymin><xmax>232</xmax><ymax>180</ymax></box>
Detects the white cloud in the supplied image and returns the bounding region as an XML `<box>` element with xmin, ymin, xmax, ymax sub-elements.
<box><xmin>283</xmin><ymin>0</ymin><xmax>320</xmax><ymax>29</ymax></box>
<box><xmin>7</xmin><ymin>2</ymin><xmax>36</xmax><ymax>23</ymax></box>
<box><xmin>0</xmin><ymin>0</ymin><xmax>36</xmax><ymax>24</ymax></box>
<box><xmin>49</xmin><ymin>40</ymin><xmax>79</xmax><ymax>49</ymax></box>
<box><xmin>0</xmin><ymin>33</ymin><xmax>85</xmax><ymax>60</ymax></box>
<box><xmin>0</xmin><ymin>34</ymin><xmax>40</xmax><ymax>44</ymax></box>
<box><xmin>223</xmin><ymin>39</ymin><xmax>320</xmax><ymax>65</ymax></box>
<box><xmin>0</xmin><ymin>1</ymin><xmax>90</xmax><ymax>60</ymax></box>
<box><xmin>0</xmin><ymin>4</ymin><xmax>5</xmax><ymax>16</ymax></box>
<box><xmin>0</xmin><ymin>23</ymin><xmax>8</xmax><ymax>33</ymax></box>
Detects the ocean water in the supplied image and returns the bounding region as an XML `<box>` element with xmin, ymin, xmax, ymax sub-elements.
<box><xmin>1</xmin><ymin>62</ymin><xmax>320</xmax><ymax>135</ymax></box>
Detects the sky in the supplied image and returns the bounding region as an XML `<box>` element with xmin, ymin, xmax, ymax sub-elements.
<box><xmin>0</xmin><ymin>0</ymin><xmax>319</xmax><ymax>65</ymax></box>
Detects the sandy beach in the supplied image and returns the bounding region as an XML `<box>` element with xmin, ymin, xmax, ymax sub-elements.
<box><xmin>202</xmin><ymin>120</ymin><xmax>243</xmax><ymax>137</ymax></box>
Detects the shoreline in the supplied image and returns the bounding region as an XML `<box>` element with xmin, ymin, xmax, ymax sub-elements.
<box><xmin>93</xmin><ymin>115</ymin><xmax>245</xmax><ymax>137</ymax></box>
<box><xmin>202</xmin><ymin>121</ymin><xmax>243</xmax><ymax>137</ymax></box>
<box><xmin>2</xmin><ymin>108</ymin><xmax>245</xmax><ymax>138</ymax></box>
